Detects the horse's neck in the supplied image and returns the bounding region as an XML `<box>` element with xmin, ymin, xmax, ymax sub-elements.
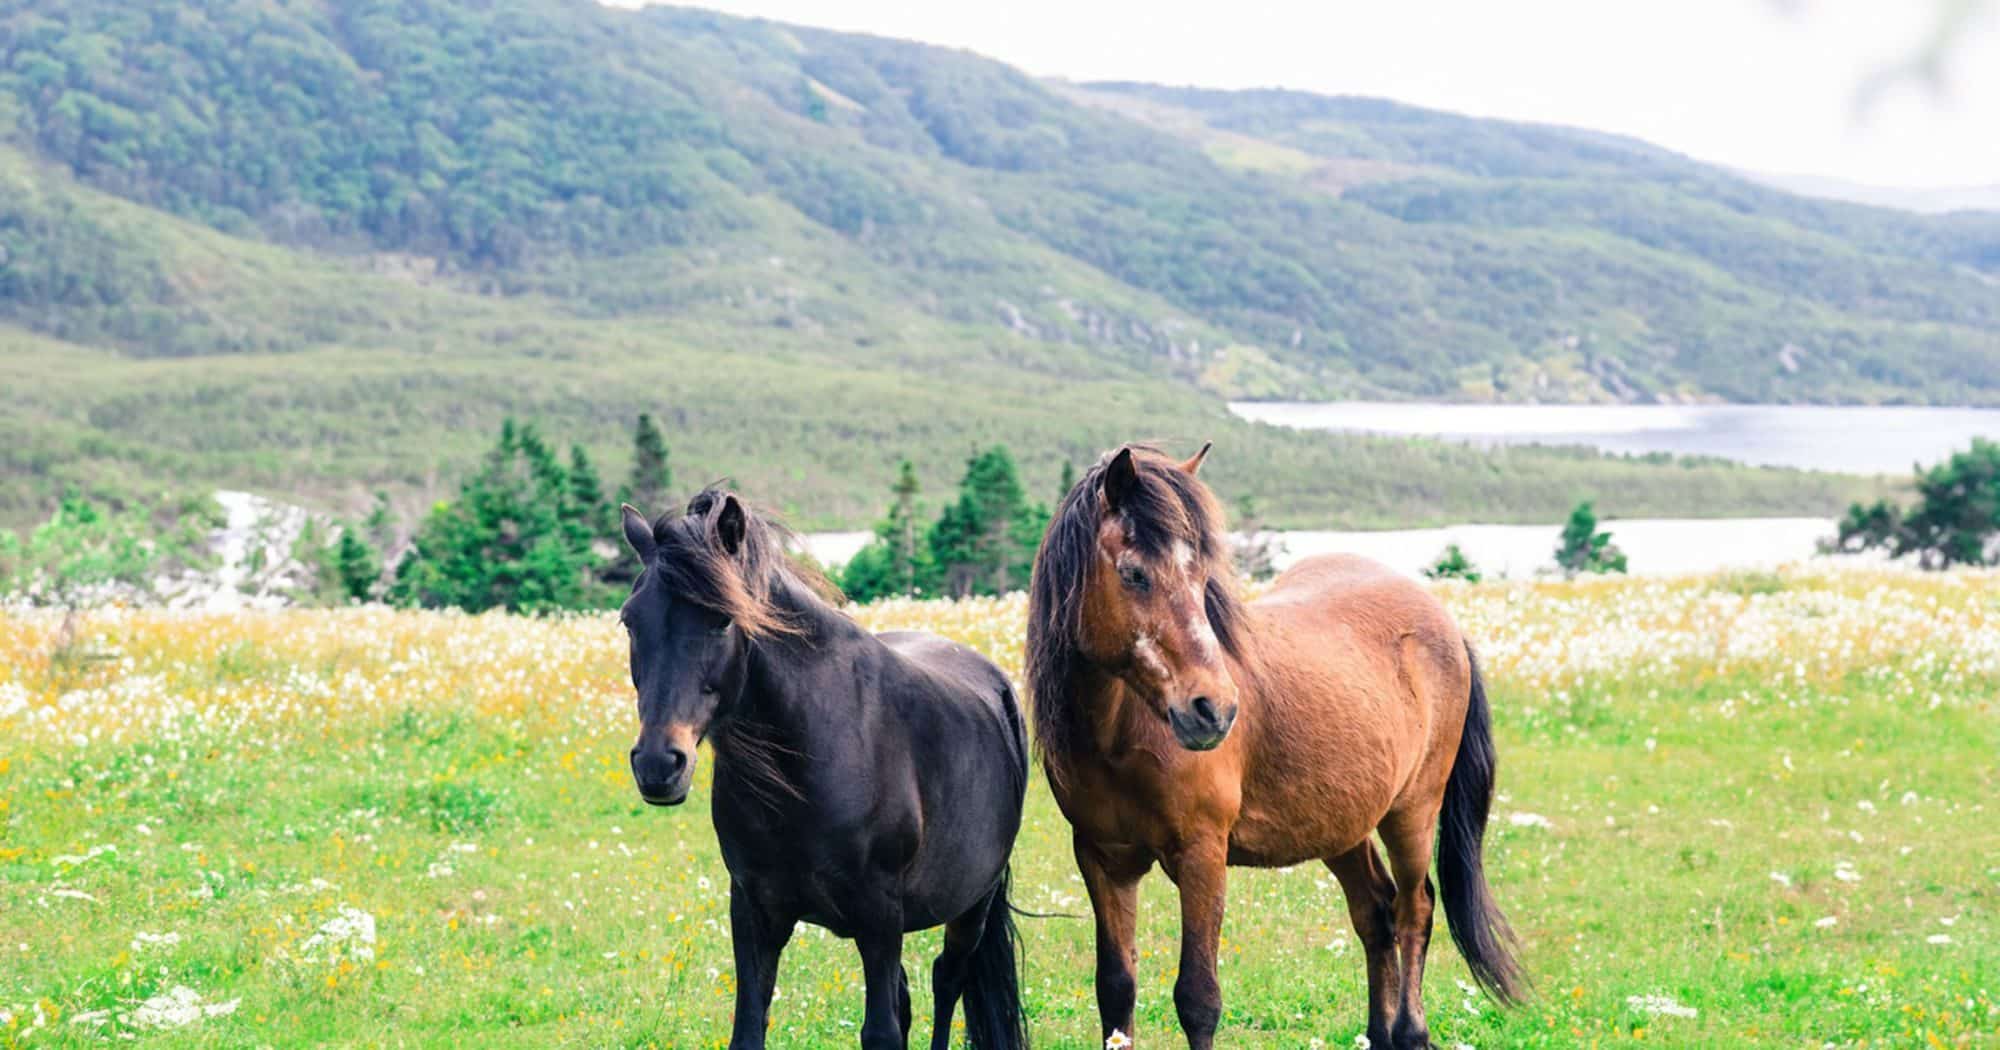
<box><xmin>730</xmin><ymin>576</ymin><xmax>876</xmax><ymax>746</ymax></box>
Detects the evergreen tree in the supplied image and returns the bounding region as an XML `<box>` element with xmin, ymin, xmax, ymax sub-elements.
<box><xmin>929</xmin><ymin>446</ymin><xmax>1048</xmax><ymax>597</ymax></box>
<box><xmin>606</xmin><ymin>414</ymin><xmax>673</xmax><ymax>587</ymax></box>
<box><xmin>1057</xmin><ymin>460</ymin><xmax>1077</xmax><ymax>504</ymax></box>
<box><xmin>887</xmin><ymin>459</ymin><xmax>923</xmax><ymax>594</ymax></box>
<box><xmin>1423</xmin><ymin>543</ymin><xmax>1483</xmax><ymax>583</ymax></box>
<box><xmin>1555</xmin><ymin>501</ymin><xmax>1627</xmax><ymax>576</ymax></box>
<box><xmin>1835</xmin><ymin>439</ymin><xmax>2000</xmax><ymax>568</ymax></box>
<box><xmin>390</xmin><ymin>419</ymin><xmax>606</xmax><ymax>612</ymax></box>
<box><xmin>839</xmin><ymin>459</ymin><xmax>934</xmax><ymax>603</ymax></box>
<box><xmin>621</xmin><ymin>413</ymin><xmax>673</xmax><ymax>513</ymax></box>
<box><xmin>564</xmin><ymin>443</ymin><xmax>612</xmax><ymax>549</ymax></box>
<box><xmin>333</xmin><ymin>528</ymin><xmax>380</xmax><ymax>602</ymax></box>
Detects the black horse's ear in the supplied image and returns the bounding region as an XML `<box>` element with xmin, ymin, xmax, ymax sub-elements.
<box><xmin>1178</xmin><ymin>440</ymin><xmax>1213</xmax><ymax>476</ymax></box>
<box><xmin>621</xmin><ymin>504</ymin><xmax>655</xmax><ymax>560</ymax></box>
<box><xmin>1101</xmin><ymin>446</ymin><xmax>1139</xmax><ymax>513</ymax></box>
<box><xmin>715</xmin><ymin>493</ymin><xmax>747</xmax><ymax>556</ymax></box>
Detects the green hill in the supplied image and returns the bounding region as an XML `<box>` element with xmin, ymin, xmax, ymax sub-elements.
<box><xmin>2</xmin><ymin>0</ymin><xmax>1963</xmax><ymax>527</ymax></box>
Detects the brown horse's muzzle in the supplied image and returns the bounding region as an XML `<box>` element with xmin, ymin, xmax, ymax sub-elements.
<box><xmin>1165</xmin><ymin>694</ymin><xmax>1237</xmax><ymax>751</ymax></box>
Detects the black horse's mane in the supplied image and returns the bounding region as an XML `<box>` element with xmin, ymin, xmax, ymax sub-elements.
<box><xmin>1025</xmin><ymin>445</ymin><xmax>1257</xmax><ymax>764</ymax></box>
<box><xmin>650</xmin><ymin>488</ymin><xmax>840</xmax><ymax>639</ymax></box>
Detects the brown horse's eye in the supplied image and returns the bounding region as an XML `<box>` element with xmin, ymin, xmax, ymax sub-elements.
<box><xmin>1119</xmin><ymin>565</ymin><xmax>1150</xmax><ymax>592</ymax></box>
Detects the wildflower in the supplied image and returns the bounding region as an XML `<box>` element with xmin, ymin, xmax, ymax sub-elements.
<box><xmin>128</xmin><ymin>986</ymin><xmax>239</xmax><ymax>1029</ymax></box>
<box><xmin>1107</xmin><ymin>1029</ymin><xmax>1133</xmax><ymax>1049</ymax></box>
<box><xmin>1626</xmin><ymin>994</ymin><xmax>1697</xmax><ymax>1018</ymax></box>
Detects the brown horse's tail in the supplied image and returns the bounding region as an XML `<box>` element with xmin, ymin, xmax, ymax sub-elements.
<box><xmin>1437</xmin><ymin>641</ymin><xmax>1527</xmax><ymax>1004</ymax></box>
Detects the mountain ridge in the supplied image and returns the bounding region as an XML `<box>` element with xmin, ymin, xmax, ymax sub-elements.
<box><xmin>0</xmin><ymin>0</ymin><xmax>1971</xmax><ymax>527</ymax></box>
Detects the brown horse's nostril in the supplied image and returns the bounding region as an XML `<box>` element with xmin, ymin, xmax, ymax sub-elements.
<box><xmin>1192</xmin><ymin>695</ymin><xmax>1219</xmax><ymax>725</ymax></box>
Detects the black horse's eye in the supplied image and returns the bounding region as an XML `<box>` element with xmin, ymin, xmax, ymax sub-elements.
<box><xmin>1119</xmin><ymin>565</ymin><xmax>1150</xmax><ymax>592</ymax></box>
<box><xmin>709</xmin><ymin>624</ymin><xmax>731</xmax><ymax>637</ymax></box>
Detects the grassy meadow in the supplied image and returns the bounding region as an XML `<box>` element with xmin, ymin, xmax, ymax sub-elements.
<box><xmin>1</xmin><ymin>566</ymin><xmax>1995</xmax><ymax>1047</ymax></box>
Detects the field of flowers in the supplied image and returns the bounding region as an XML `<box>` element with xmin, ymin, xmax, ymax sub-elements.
<box><xmin>2</xmin><ymin>566</ymin><xmax>1995</xmax><ymax>1047</ymax></box>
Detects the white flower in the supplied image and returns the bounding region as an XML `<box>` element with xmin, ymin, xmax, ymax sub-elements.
<box><xmin>1626</xmin><ymin>994</ymin><xmax>1697</xmax><ymax>1019</ymax></box>
<box><xmin>299</xmin><ymin>905</ymin><xmax>377</xmax><ymax>963</ymax></box>
<box><xmin>1769</xmin><ymin>871</ymin><xmax>1792</xmax><ymax>888</ymax></box>
<box><xmin>128</xmin><ymin>986</ymin><xmax>239</xmax><ymax>1029</ymax></box>
<box><xmin>1506</xmin><ymin>812</ymin><xmax>1553</xmax><ymax>830</ymax></box>
<box><xmin>1927</xmin><ymin>934</ymin><xmax>1953</xmax><ymax>945</ymax></box>
<box><xmin>1107</xmin><ymin>1029</ymin><xmax>1133</xmax><ymax>1049</ymax></box>
<box><xmin>1814</xmin><ymin>916</ymin><xmax>1837</xmax><ymax>929</ymax></box>
<box><xmin>130</xmin><ymin>931</ymin><xmax>182</xmax><ymax>952</ymax></box>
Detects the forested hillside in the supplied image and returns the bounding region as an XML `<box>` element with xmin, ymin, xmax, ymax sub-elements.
<box><xmin>0</xmin><ymin>0</ymin><xmax>1975</xmax><ymax>526</ymax></box>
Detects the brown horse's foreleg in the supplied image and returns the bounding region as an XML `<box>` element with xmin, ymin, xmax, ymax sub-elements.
<box><xmin>1162</xmin><ymin>838</ymin><xmax>1230</xmax><ymax>1050</ymax></box>
<box><xmin>1077</xmin><ymin>835</ymin><xmax>1149</xmax><ymax>1046</ymax></box>
<box><xmin>1325</xmin><ymin>842</ymin><xmax>1399</xmax><ymax>1048</ymax></box>
<box><xmin>1380</xmin><ymin>812</ymin><xmax>1441</xmax><ymax>1050</ymax></box>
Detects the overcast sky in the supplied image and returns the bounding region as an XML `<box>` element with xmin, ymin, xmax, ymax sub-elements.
<box><xmin>611</xmin><ymin>0</ymin><xmax>2000</xmax><ymax>188</ymax></box>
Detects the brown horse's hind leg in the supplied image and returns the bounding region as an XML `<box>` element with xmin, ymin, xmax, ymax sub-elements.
<box><xmin>1325</xmin><ymin>842</ymin><xmax>1399</xmax><ymax>1049</ymax></box>
<box><xmin>1380</xmin><ymin>810</ymin><xmax>1441</xmax><ymax>1050</ymax></box>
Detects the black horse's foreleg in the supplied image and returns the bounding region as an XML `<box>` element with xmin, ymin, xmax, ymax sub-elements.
<box><xmin>856</xmin><ymin>923</ymin><xmax>908</xmax><ymax>1050</ymax></box>
<box><xmin>728</xmin><ymin>880</ymin><xmax>794</xmax><ymax>1050</ymax></box>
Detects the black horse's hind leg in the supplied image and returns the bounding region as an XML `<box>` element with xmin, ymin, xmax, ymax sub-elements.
<box><xmin>856</xmin><ymin>924</ymin><xmax>909</xmax><ymax>1050</ymax></box>
<box><xmin>927</xmin><ymin>898</ymin><xmax>989</xmax><ymax>1049</ymax></box>
<box><xmin>727</xmin><ymin>880</ymin><xmax>795</xmax><ymax>1050</ymax></box>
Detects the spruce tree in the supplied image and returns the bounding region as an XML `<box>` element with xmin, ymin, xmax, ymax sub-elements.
<box><xmin>622</xmin><ymin>413</ymin><xmax>672</xmax><ymax>513</ymax></box>
<box><xmin>928</xmin><ymin>446</ymin><xmax>1047</xmax><ymax>597</ymax></box>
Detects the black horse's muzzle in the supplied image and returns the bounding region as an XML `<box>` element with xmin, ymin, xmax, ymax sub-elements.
<box><xmin>631</xmin><ymin>744</ymin><xmax>693</xmax><ymax>806</ymax></box>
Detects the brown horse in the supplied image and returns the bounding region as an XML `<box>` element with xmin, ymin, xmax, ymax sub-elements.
<box><xmin>1026</xmin><ymin>444</ymin><xmax>1523</xmax><ymax>1049</ymax></box>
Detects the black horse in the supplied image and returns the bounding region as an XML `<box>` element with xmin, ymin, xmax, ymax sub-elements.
<box><xmin>620</xmin><ymin>489</ymin><xmax>1030</xmax><ymax>1050</ymax></box>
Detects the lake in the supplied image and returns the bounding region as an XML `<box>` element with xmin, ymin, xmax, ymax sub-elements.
<box><xmin>1228</xmin><ymin>401</ymin><xmax>2000</xmax><ymax>475</ymax></box>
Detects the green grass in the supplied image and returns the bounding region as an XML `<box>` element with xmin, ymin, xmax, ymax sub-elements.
<box><xmin>1</xmin><ymin>568</ymin><xmax>1993</xmax><ymax>1046</ymax></box>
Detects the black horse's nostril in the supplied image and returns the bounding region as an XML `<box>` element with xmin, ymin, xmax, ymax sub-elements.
<box><xmin>1192</xmin><ymin>695</ymin><xmax>1218</xmax><ymax>725</ymax></box>
<box><xmin>664</xmin><ymin>747</ymin><xmax>689</xmax><ymax>776</ymax></box>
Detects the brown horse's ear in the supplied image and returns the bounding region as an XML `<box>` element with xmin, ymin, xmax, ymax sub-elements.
<box><xmin>621</xmin><ymin>504</ymin><xmax>655</xmax><ymax>560</ymax></box>
<box><xmin>1101</xmin><ymin>446</ymin><xmax>1139</xmax><ymax>513</ymax></box>
<box><xmin>714</xmin><ymin>493</ymin><xmax>747</xmax><ymax>556</ymax></box>
<box><xmin>1178</xmin><ymin>440</ymin><xmax>1213</xmax><ymax>476</ymax></box>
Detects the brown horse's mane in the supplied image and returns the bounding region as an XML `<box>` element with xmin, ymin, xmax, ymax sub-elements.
<box><xmin>1026</xmin><ymin>445</ymin><xmax>1260</xmax><ymax>762</ymax></box>
<box><xmin>651</xmin><ymin>487</ymin><xmax>841</xmax><ymax>639</ymax></box>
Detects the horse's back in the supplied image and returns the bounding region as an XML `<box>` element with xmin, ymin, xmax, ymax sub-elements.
<box><xmin>1260</xmin><ymin>553</ymin><xmax>1463</xmax><ymax>650</ymax></box>
<box><xmin>1234</xmin><ymin>552</ymin><xmax>1472</xmax><ymax>854</ymax></box>
<box><xmin>877</xmin><ymin>631</ymin><xmax>1026</xmax><ymax>760</ymax></box>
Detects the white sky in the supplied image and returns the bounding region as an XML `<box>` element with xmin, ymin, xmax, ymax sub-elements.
<box><xmin>612</xmin><ymin>0</ymin><xmax>2000</xmax><ymax>188</ymax></box>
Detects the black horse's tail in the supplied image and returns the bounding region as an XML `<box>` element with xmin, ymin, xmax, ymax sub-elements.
<box><xmin>1437</xmin><ymin>642</ymin><xmax>1527</xmax><ymax>1004</ymax></box>
<box><xmin>962</xmin><ymin>866</ymin><xmax>1030</xmax><ymax>1049</ymax></box>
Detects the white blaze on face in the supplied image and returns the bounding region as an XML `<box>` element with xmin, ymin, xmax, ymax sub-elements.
<box><xmin>1132</xmin><ymin>631</ymin><xmax>1171</xmax><ymax>681</ymax></box>
<box><xmin>1186</xmin><ymin>586</ymin><xmax>1221</xmax><ymax>662</ymax></box>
